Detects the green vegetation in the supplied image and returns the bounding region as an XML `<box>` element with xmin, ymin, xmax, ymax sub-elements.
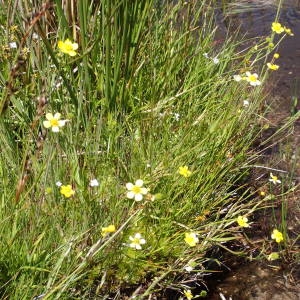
<box><xmin>0</xmin><ymin>0</ymin><xmax>297</xmax><ymax>299</ymax></box>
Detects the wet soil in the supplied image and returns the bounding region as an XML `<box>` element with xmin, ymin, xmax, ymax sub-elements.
<box><xmin>205</xmin><ymin>1</ymin><xmax>300</xmax><ymax>299</ymax></box>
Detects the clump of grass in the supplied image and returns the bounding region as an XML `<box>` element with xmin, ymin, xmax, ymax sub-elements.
<box><xmin>0</xmin><ymin>0</ymin><xmax>296</xmax><ymax>298</ymax></box>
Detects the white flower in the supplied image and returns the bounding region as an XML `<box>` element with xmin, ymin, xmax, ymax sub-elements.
<box><xmin>43</xmin><ymin>113</ymin><xmax>67</xmax><ymax>132</ymax></box>
<box><xmin>56</xmin><ymin>181</ymin><xmax>62</xmax><ymax>187</ymax></box>
<box><xmin>233</xmin><ymin>74</ymin><xmax>242</xmax><ymax>82</ymax></box>
<box><xmin>269</xmin><ymin>173</ymin><xmax>281</xmax><ymax>184</ymax></box>
<box><xmin>245</xmin><ymin>71</ymin><xmax>261</xmax><ymax>86</ymax></box>
<box><xmin>213</xmin><ymin>57</ymin><xmax>219</xmax><ymax>64</ymax></box>
<box><xmin>184</xmin><ymin>265</ymin><xmax>194</xmax><ymax>272</ymax></box>
<box><xmin>203</xmin><ymin>52</ymin><xmax>209</xmax><ymax>58</ymax></box>
<box><xmin>9</xmin><ymin>42</ymin><xmax>17</xmax><ymax>49</ymax></box>
<box><xmin>173</xmin><ymin>113</ymin><xmax>180</xmax><ymax>121</ymax></box>
<box><xmin>129</xmin><ymin>233</ymin><xmax>146</xmax><ymax>250</ymax></box>
<box><xmin>32</xmin><ymin>33</ymin><xmax>39</xmax><ymax>40</ymax></box>
<box><xmin>126</xmin><ymin>179</ymin><xmax>148</xmax><ymax>201</ymax></box>
<box><xmin>243</xmin><ymin>100</ymin><xmax>250</xmax><ymax>107</ymax></box>
<box><xmin>89</xmin><ymin>179</ymin><xmax>99</xmax><ymax>187</ymax></box>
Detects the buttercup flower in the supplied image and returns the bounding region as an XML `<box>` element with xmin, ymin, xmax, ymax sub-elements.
<box><xmin>179</xmin><ymin>166</ymin><xmax>192</xmax><ymax>178</ymax></box>
<box><xmin>245</xmin><ymin>71</ymin><xmax>261</xmax><ymax>86</ymax></box>
<box><xmin>43</xmin><ymin>113</ymin><xmax>67</xmax><ymax>132</ymax></box>
<box><xmin>284</xmin><ymin>27</ymin><xmax>294</xmax><ymax>36</ymax></box>
<box><xmin>260</xmin><ymin>191</ymin><xmax>266</xmax><ymax>197</ymax></box>
<box><xmin>184</xmin><ymin>232</ymin><xmax>199</xmax><ymax>247</ymax></box>
<box><xmin>271</xmin><ymin>229</ymin><xmax>284</xmax><ymax>243</ymax></box>
<box><xmin>45</xmin><ymin>187</ymin><xmax>52</xmax><ymax>194</ymax></box>
<box><xmin>60</xmin><ymin>185</ymin><xmax>75</xmax><ymax>198</ymax></box>
<box><xmin>129</xmin><ymin>233</ymin><xmax>146</xmax><ymax>250</ymax></box>
<box><xmin>237</xmin><ymin>216</ymin><xmax>250</xmax><ymax>228</ymax></box>
<box><xmin>272</xmin><ymin>22</ymin><xmax>284</xmax><ymax>34</ymax></box>
<box><xmin>58</xmin><ymin>39</ymin><xmax>78</xmax><ymax>56</ymax></box>
<box><xmin>101</xmin><ymin>225</ymin><xmax>116</xmax><ymax>237</ymax></box>
<box><xmin>184</xmin><ymin>289</ymin><xmax>194</xmax><ymax>300</ymax></box>
<box><xmin>267</xmin><ymin>63</ymin><xmax>279</xmax><ymax>70</ymax></box>
<box><xmin>89</xmin><ymin>179</ymin><xmax>99</xmax><ymax>187</ymax></box>
<box><xmin>273</xmin><ymin>53</ymin><xmax>280</xmax><ymax>59</ymax></box>
<box><xmin>126</xmin><ymin>179</ymin><xmax>148</xmax><ymax>201</ymax></box>
<box><xmin>269</xmin><ymin>173</ymin><xmax>281</xmax><ymax>184</ymax></box>
<box><xmin>267</xmin><ymin>252</ymin><xmax>280</xmax><ymax>261</ymax></box>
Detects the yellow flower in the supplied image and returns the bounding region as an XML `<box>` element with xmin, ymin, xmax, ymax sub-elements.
<box><xmin>267</xmin><ymin>63</ymin><xmax>279</xmax><ymax>70</ymax></box>
<box><xmin>284</xmin><ymin>27</ymin><xmax>294</xmax><ymax>36</ymax></box>
<box><xmin>43</xmin><ymin>113</ymin><xmax>67</xmax><ymax>132</ymax></box>
<box><xmin>267</xmin><ymin>252</ymin><xmax>280</xmax><ymax>261</ymax></box>
<box><xmin>126</xmin><ymin>179</ymin><xmax>148</xmax><ymax>201</ymax></box>
<box><xmin>129</xmin><ymin>233</ymin><xmax>146</xmax><ymax>250</ymax></box>
<box><xmin>184</xmin><ymin>232</ymin><xmax>199</xmax><ymax>247</ymax></box>
<box><xmin>271</xmin><ymin>229</ymin><xmax>284</xmax><ymax>243</ymax></box>
<box><xmin>272</xmin><ymin>22</ymin><xmax>284</xmax><ymax>34</ymax></box>
<box><xmin>184</xmin><ymin>289</ymin><xmax>194</xmax><ymax>300</ymax></box>
<box><xmin>260</xmin><ymin>191</ymin><xmax>266</xmax><ymax>197</ymax></box>
<box><xmin>101</xmin><ymin>225</ymin><xmax>116</xmax><ymax>237</ymax></box>
<box><xmin>60</xmin><ymin>185</ymin><xmax>75</xmax><ymax>198</ymax></box>
<box><xmin>45</xmin><ymin>187</ymin><xmax>53</xmax><ymax>194</ymax></box>
<box><xmin>245</xmin><ymin>71</ymin><xmax>261</xmax><ymax>86</ymax></box>
<box><xmin>269</xmin><ymin>173</ymin><xmax>281</xmax><ymax>184</ymax></box>
<box><xmin>273</xmin><ymin>53</ymin><xmax>280</xmax><ymax>59</ymax></box>
<box><xmin>237</xmin><ymin>216</ymin><xmax>250</xmax><ymax>228</ymax></box>
<box><xmin>179</xmin><ymin>166</ymin><xmax>192</xmax><ymax>178</ymax></box>
<box><xmin>58</xmin><ymin>39</ymin><xmax>78</xmax><ymax>56</ymax></box>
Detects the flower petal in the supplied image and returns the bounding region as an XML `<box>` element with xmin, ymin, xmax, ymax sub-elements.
<box><xmin>126</xmin><ymin>182</ymin><xmax>133</xmax><ymax>190</ymax></box>
<box><xmin>134</xmin><ymin>194</ymin><xmax>143</xmax><ymax>201</ymax></box>
<box><xmin>43</xmin><ymin>120</ymin><xmax>51</xmax><ymax>128</ymax></box>
<box><xmin>58</xmin><ymin>120</ymin><xmax>66</xmax><ymax>127</ymax></box>
<box><xmin>141</xmin><ymin>188</ymin><xmax>148</xmax><ymax>195</ymax></box>
<box><xmin>126</xmin><ymin>191</ymin><xmax>135</xmax><ymax>199</ymax></box>
<box><xmin>72</xmin><ymin>43</ymin><xmax>78</xmax><ymax>50</ymax></box>
<box><xmin>52</xmin><ymin>126</ymin><xmax>60</xmax><ymax>132</ymax></box>
<box><xmin>53</xmin><ymin>112</ymin><xmax>61</xmax><ymax>119</ymax></box>
<box><xmin>135</xmin><ymin>179</ymin><xmax>144</xmax><ymax>187</ymax></box>
<box><xmin>46</xmin><ymin>113</ymin><xmax>54</xmax><ymax>120</ymax></box>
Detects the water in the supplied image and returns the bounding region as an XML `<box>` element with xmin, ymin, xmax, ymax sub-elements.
<box><xmin>205</xmin><ymin>1</ymin><xmax>300</xmax><ymax>299</ymax></box>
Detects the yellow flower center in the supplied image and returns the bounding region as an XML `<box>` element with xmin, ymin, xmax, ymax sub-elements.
<box><xmin>132</xmin><ymin>237</ymin><xmax>141</xmax><ymax>245</ymax></box>
<box><xmin>132</xmin><ymin>186</ymin><xmax>142</xmax><ymax>194</ymax></box>
<box><xmin>274</xmin><ymin>24</ymin><xmax>281</xmax><ymax>31</ymax></box>
<box><xmin>64</xmin><ymin>43</ymin><xmax>74</xmax><ymax>51</ymax></box>
<box><xmin>248</xmin><ymin>75</ymin><xmax>257</xmax><ymax>82</ymax></box>
<box><xmin>50</xmin><ymin>119</ymin><xmax>59</xmax><ymax>127</ymax></box>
